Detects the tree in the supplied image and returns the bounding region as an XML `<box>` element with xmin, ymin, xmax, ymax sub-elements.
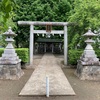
<box><xmin>0</xmin><ymin>0</ymin><xmax>16</xmax><ymax>32</ymax></box>
<box><xmin>13</xmin><ymin>0</ymin><xmax>72</xmax><ymax>47</ymax></box>
<box><xmin>68</xmin><ymin>0</ymin><xmax>100</xmax><ymax>49</ymax></box>
<box><xmin>0</xmin><ymin>0</ymin><xmax>16</xmax><ymax>47</ymax></box>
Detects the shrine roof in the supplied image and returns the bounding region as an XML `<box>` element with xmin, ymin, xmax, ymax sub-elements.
<box><xmin>36</xmin><ymin>38</ymin><xmax>63</xmax><ymax>43</ymax></box>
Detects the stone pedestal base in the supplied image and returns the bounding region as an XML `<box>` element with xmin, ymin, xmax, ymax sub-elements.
<box><xmin>76</xmin><ymin>61</ymin><xmax>100</xmax><ymax>80</ymax></box>
<box><xmin>0</xmin><ymin>63</ymin><xmax>24</xmax><ymax>80</ymax></box>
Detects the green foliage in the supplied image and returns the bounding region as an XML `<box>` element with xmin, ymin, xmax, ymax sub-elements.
<box><xmin>68</xmin><ymin>49</ymin><xmax>100</xmax><ymax>65</ymax></box>
<box><xmin>69</xmin><ymin>0</ymin><xmax>100</xmax><ymax>30</ymax></box>
<box><xmin>0</xmin><ymin>35</ymin><xmax>5</xmax><ymax>47</ymax></box>
<box><xmin>15</xmin><ymin>48</ymin><xmax>29</xmax><ymax>63</ymax></box>
<box><xmin>13</xmin><ymin>0</ymin><xmax>72</xmax><ymax>47</ymax></box>
<box><xmin>69</xmin><ymin>34</ymin><xmax>80</xmax><ymax>49</ymax></box>
<box><xmin>0</xmin><ymin>48</ymin><xmax>29</xmax><ymax>63</ymax></box>
<box><xmin>0</xmin><ymin>0</ymin><xmax>16</xmax><ymax>21</ymax></box>
<box><xmin>14</xmin><ymin>0</ymin><xmax>71</xmax><ymax>22</ymax></box>
<box><xmin>68</xmin><ymin>50</ymin><xmax>83</xmax><ymax>65</ymax></box>
<box><xmin>68</xmin><ymin>0</ymin><xmax>100</xmax><ymax>50</ymax></box>
<box><xmin>0</xmin><ymin>48</ymin><xmax>4</xmax><ymax>56</ymax></box>
<box><xmin>0</xmin><ymin>0</ymin><xmax>16</xmax><ymax>32</ymax></box>
<box><xmin>95</xmin><ymin>49</ymin><xmax>100</xmax><ymax>59</ymax></box>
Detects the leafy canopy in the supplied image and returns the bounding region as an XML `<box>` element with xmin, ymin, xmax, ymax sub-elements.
<box><xmin>68</xmin><ymin>0</ymin><xmax>100</xmax><ymax>49</ymax></box>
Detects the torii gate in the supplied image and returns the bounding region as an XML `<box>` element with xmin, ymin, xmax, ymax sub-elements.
<box><xmin>18</xmin><ymin>21</ymin><xmax>72</xmax><ymax>66</ymax></box>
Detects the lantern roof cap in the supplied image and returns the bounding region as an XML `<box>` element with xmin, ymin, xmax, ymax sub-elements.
<box><xmin>83</xmin><ymin>29</ymin><xmax>96</xmax><ymax>37</ymax></box>
<box><xmin>3</xmin><ymin>27</ymin><xmax>17</xmax><ymax>36</ymax></box>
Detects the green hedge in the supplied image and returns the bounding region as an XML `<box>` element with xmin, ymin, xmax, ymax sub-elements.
<box><xmin>95</xmin><ymin>50</ymin><xmax>100</xmax><ymax>59</ymax></box>
<box><xmin>0</xmin><ymin>48</ymin><xmax>29</xmax><ymax>63</ymax></box>
<box><xmin>68</xmin><ymin>49</ymin><xmax>100</xmax><ymax>65</ymax></box>
<box><xmin>0</xmin><ymin>48</ymin><xmax>4</xmax><ymax>57</ymax></box>
<box><xmin>15</xmin><ymin>48</ymin><xmax>29</xmax><ymax>63</ymax></box>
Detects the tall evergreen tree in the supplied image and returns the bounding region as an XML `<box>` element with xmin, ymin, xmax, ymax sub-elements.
<box><xmin>14</xmin><ymin>0</ymin><xmax>72</xmax><ymax>47</ymax></box>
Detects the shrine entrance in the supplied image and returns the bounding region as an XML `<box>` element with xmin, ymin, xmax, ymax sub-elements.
<box><xmin>18</xmin><ymin>21</ymin><xmax>72</xmax><ymax>66</ymax></box>
<box><xmin>35</xmin><ymin>38</ymin><xmax>63</xmax><ymax>54</ymax></box>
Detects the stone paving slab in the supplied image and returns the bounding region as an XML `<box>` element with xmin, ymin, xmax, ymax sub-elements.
<box><xmin>19</xmin><ymin>54</ymin><xmax>75</xmax><ymax>96</ymax></box>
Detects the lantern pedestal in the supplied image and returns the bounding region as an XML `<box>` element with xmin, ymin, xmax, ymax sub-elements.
<box><xmin>0</xmin><ymin>63</ymin><xmax>24</xmax><ymax>80</ymax></box>
<box><xmin>76</xmin><ymin>62</ymin><xmax>100</xmax><ymax>80</ymax></box>
<box><xmin>76</xmin><ymin>29</ymin><xmax>100</xmax><ymax>80</ymax></box>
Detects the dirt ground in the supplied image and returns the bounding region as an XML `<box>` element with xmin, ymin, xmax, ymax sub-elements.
<box><xmin>0</xmin><ymin>55</ymin><xmax>100</xmax><ymax>100</ymax></box>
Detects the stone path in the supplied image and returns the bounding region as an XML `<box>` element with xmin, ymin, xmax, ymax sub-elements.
<box><xmin>19</xmin><ymin>54</ymin><xmax>75</xmax><ymax>96</ymax></box>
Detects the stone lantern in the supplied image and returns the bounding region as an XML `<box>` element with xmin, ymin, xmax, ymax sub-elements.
<box><xmin>76</xmin><ymin>29</ymin><xmax>100</xmax><ymax>80</ymax></box>
<box><xmin>0</xmin><ymin>27</ymin><xmax>24</xmax><ymax>80</ymax></box>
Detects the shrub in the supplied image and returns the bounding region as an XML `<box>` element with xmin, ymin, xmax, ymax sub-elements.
<box><xmin>15</xmin><ymin>48</ymin><xmax>29</xmax><ymax>63</ymax></box>
<box><xmin>0</xmin><ymin>48</ymin><xmax>4</xmax><ymax>57</ymax></box>
<box><xmin>68</xmin><ymin>49</ymin><xmax>100</xmax><ymax>65</ymax></box>
<box><xmin>0</xmin><ymin>48</ymin><xmax>29</xmax><ymax>63</ymax></box>
<box><xmin>95</xmin><ymin>49</ymin><xmax>100</xmax><ymax>59</ymax></box>
<box><xmin>68</xmin><ymin>50</ymin><xmax>83</xmax><ymax>65</ymax></box>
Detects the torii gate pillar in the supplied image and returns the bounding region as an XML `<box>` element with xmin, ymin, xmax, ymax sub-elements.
<box><xmin>64</xmin><ymin>25</ymin><xmax>68</xmax><ymax>65</ymax></box>
<box><xmin>30</xmin><ymin>24</ymin><xmax>34</xmax><ymax>65</ymax></box>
